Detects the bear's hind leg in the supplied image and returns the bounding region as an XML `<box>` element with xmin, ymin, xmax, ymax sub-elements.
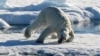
<box><xmin>51</xmin><ymin>33</ymin><xmax>57</xmax><ymax>39</ymax></box>
<box><xmin>24</xmin><ymin>27</ymin><xmax>32</xmax><ymax>38</ymax></box>
<box><xmin>24</xmin><ymin>17</ymin><xmax>45</xmax><ymax>38</ymax></box>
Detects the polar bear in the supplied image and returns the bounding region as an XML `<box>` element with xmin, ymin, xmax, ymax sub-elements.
<box><xmin>24</xmin><ymin>7</ymin><xmax>74</xmax><ymax>44</ymax></box>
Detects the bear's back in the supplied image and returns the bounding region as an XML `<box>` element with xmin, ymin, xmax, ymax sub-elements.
<box><xmin>41</xmin><ymin>7</ymin><xmax>67</xmax><ymax>24</ymax></box>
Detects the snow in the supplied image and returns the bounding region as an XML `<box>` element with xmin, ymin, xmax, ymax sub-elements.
<box><xmin>0</xmin><ymin>33</ymin><xmax>100</xmax><ymax>55</ymax></box>
<box><xmin>0</xmin><ymin>0</ymin><xmax>100</xmax><ymax>56</ymax></box>
<box><xmin>0</xmin><ymin>18</ymin><xmax>10</xmax><ymax>28</ymax></box>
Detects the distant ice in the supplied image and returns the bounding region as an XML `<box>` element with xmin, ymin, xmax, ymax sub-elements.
<box><xmin>0</xmin><ymin>0</ymin><xmax>7</xmax><ymax>8</ymax></box>
<box><xmin>0</xmin><ymin>0</ymin><xmax>99</xmax><ymax>25</ymax></box>
<box><xmin>0</xmin><ymin>18</ymin><xmax>10</xmax><ymax>32</ymax></box>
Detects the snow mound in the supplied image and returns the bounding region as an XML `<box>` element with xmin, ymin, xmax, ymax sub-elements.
<box><xmin>85</xmin><ymin>7</ymin><xmax>100</xmax><ymax>19</ymax></box>
<box><xmin>0</xmin><ymin>18</ymin><xmax>10</xmax><ymax>31</ymax></box>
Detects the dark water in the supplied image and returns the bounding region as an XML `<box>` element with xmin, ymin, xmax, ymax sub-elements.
<box><xmin>73</xmin><ymin>19</ymin><xmax>100</xmax><ymax>34</ymax></box>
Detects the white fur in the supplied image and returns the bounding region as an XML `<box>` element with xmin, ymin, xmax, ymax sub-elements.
<box><xmin>24</xmin><ymin>7</ymin><xmax>74</xmax><ymax>44</ymax></box>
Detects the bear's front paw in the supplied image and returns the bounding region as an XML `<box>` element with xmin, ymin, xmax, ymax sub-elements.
<box><xmin>58</xmin><ymin>37</ymin><xmax>65</xmax><ymax>44</ymax></box>
<box><xmin>66</xmin><ymin>37</ymin><xmax>74</xmax><ymax>42</ymax></box>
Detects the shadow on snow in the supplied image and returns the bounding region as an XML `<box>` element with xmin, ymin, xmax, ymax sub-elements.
<box><xmin>0</xmin><ymin>39</ymin><xmax>59</xmax><ymax>46</ymax></box>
